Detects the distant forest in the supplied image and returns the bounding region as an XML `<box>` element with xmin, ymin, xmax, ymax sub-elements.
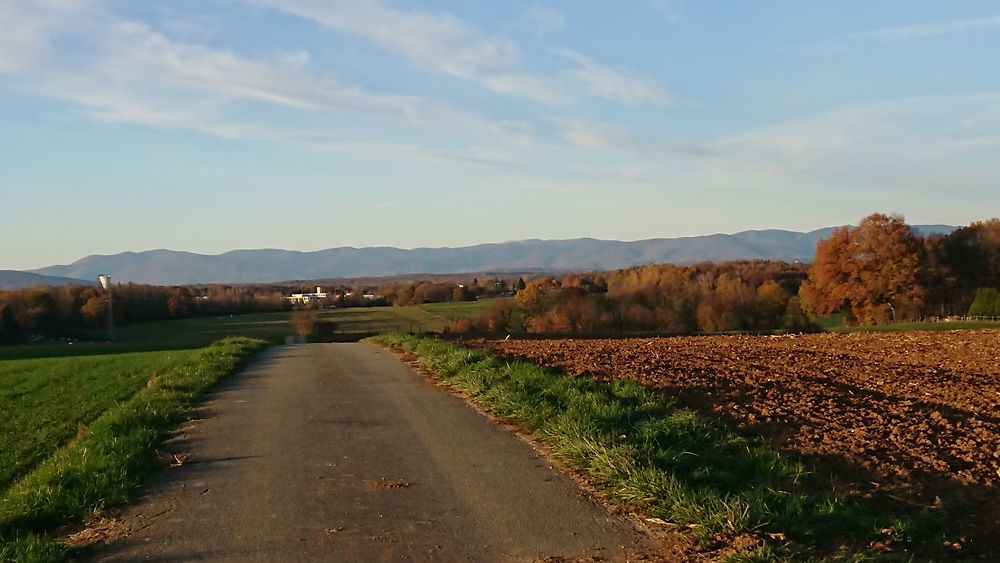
<box><xmin>0</xmin><ymin>274</ymin><xmax>517</xmax><ymax>345</ymax></box>
<box><xmin>1</xmin><ymin>214</ymin><xmax>998</xmax><ymax>344</ymax></box>
<box><xmin>455</xmin><ymin>214</ymin><xmax>1000</xmax><ymax>334</ymax></box>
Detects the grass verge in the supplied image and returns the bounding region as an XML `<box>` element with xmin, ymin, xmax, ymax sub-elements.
<box><xmin>372</xmin><ymin>334</ymin><xmax>941</xmax><ymax>561</ymax></box>
<box><xmin>0</xmin><ymin>337</ymin><xmax>267</xmax><ymax>562</ymax></box>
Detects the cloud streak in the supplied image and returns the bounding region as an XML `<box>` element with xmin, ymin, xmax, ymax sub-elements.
<box><xmin>803</xmin><ymin>14</ymin><xmax>1000</xmax><ymax>54</ymax></box>
<box><xmin>2</xmin><ymin>9</ymin><xmax>545</xmax><ymax>168</ymax></box>
<box><xmin>1</xmin><ymin>0</ymin><xmax>674</xmax><ymax>168</ymax></box>
<box><xmin>701</xmin><ymin>93</ymin><xmax>1000</xmax><ymax>193</ymax></box>
<box><xmin>859</xmin><ymin>15</ymin><xmax>1000</xmax><ymax>42</ymax></box>
<box><xmin>553</xmin><ymin>49</ymin><xmax>672</xmax><ymax>107</ymax></box>
<box><xmin>0</xmin><ymin>0</ymin><xmax>92</xmax><ymax>73</ymax></box>
<box><xmin>246</xmin><ymin>0</ymin><xmax>671</xmax><ymax>106</ymax></box>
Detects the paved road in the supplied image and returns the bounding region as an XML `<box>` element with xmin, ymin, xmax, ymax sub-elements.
<box><xmin>89</xmin><ymin>343</ymin><xmax>654</xmax><ymax>561</ymax></box>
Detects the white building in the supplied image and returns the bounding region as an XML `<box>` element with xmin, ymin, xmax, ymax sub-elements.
<box><xmin>287</xmin><ymin>287</ymin><xmax>329</xmax><ymax>304</ymax></box>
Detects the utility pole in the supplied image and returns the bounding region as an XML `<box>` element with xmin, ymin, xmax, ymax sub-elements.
<box><xmin>98</xmin><ymin>275</ymin><xmax>114</xmax><ymax>340</ymax></box>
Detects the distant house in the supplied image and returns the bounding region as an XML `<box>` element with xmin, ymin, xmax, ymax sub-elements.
<box><xmin>287</xmin><ymin>287</ymin><xmax>329</xmax><ymax>304</ymax></box>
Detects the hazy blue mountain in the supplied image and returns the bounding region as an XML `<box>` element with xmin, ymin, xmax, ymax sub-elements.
<box><xmin>0</xmin><ymin>270</ymin><xmax>90</xmax><ymax>290</ymax></box>
<box><xmin>30</xmin><ymin>225</ymin><xmax>958</xmax><ymax>285</ymax></box>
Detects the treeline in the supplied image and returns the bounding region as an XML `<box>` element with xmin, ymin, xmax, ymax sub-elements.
<box><xmin>4</xmin><ymin>214</ymin><xmax>994</xmax><ymax>344</ymax></box>
<box><xmin>0</xmin><ymin>284</ymin><xmax>289</xmax><ymax>344</ymax></box>
<box><xmin>454</xmin><ymin>261</ymin><xmax>811</xmax><ymax>334</ymax></box>
<box><xmin>454</xmin><ymin>214</ymin><xmax>1000</xmax><ymax>334</ymax></box>
<box><xmin>287</xmin><ymin>277</ymin><xmax>525</xmax><ymax>309</ymax></box>
<box><xmin>801</xmin><ymin>214</ymin><xmax>1000</xmax><ymax>324</ymax></box>
<box><xmin>379</xmin><ymin>277</ymin><xmax>522</xmax><ymax>306</ymax></box>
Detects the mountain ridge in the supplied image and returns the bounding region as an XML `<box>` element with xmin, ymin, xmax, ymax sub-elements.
<box><xmin>28</xmin><ymin>225</ymin><xmax>958</xmax><ymax>285</ymax></box>
<box><xmin>0</xmin><ymin>270</ymin><xmax>91</xmax><ymax>290</ymax></box>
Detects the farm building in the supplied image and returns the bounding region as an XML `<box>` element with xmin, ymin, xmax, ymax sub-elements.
<box><xmin>287</xmin><ymin>287</ymin><xmax>329</xmax><ymax>304</ymax></box>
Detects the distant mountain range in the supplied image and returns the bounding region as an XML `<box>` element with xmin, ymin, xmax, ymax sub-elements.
<box><xmin>22</xmin><ymin>225</ymin><xmax>957</xmax><ymax>286</ymax></box>
<box><xmin>0</xmin><ymin>270</ymin><xmax>90</xmax><ymax>290</ymax></box>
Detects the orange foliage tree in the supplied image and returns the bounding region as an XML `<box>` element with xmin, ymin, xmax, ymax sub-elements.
<box><xmin>800</xmin><ymin>213</ymin><xmax>925</xmax><ymax>325</ymax></box>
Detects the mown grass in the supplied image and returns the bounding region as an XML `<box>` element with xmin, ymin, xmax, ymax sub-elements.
<box><xmin>828</xmin><ymin>320</ymin><xmax>1000</xmax><ymax>333</ymax></box>
<box><xmin>815</xmin><ymin>313</ymin><xmax>1000</xmax><ymax>333</ymax></box>
<box><xmin>0</xmin><ymin>350</ymin><xmax>198</xmax><ymax>492</ymax></box>
<box><xmin>319</xmin><ymin>306</ymin><xmax>446</xmax><ymax>334</ymax></box>
<box><xmin>419</xmin><ymin>297</ymin><xmax>509</xmax><ymax>320</ymax></box>
<box><xmin>0</xmin><ymin>337</ymin><xmax>266</xmax><ymax>562</ymax></box>
<box><xmin>0</xmin><ymin>312</ymin><xmax>290</xmax><ymax>360</ymax></box>
<box><xmin>373</xmin><ymin>334</ymin><xmax>942</xmax><ymax>561</ymax></box>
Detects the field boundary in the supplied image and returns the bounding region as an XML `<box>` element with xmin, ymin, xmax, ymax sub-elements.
<box><xmin>369</xmin><ymin>334</ymin><xmax>943</xmax><ymax>561</ymax></box>
<box><xmin>0</xmin><ymin>337</ymin><xmax>267</xmax><ymax>561</ymax></box>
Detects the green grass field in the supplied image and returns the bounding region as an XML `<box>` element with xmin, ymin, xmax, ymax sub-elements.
<box><xmin>419</xmin><ymin>297</ymin><xmax>509</xmax><ymax>320</ymax></box>
<box><xmin>0</xmin><ymin>350</ymin><xmax>197</xmax><ymax>492</ymax></box>
<box><xmin>0</xmin><ymin>306</ymin><xmax>448</xmax><ymax>361</ymax></box>
<box><xmin>0</xmin><ymin>338</ymin><xmax>265</xmax><ymax>561</ymax></box>
<box><xmin>816</xmin><ymin>313</ymin><xmax>1000</xmax><ymax>333</ymax></box>
<box><xmin>0</xmin><ymin>312</ymin><xmax>292</xmax><ymax>360</ymax></box>
<box><xmin>317</xmin><ymin>306</ymin><xmax>446</xmax><ymax>333</ymax></box>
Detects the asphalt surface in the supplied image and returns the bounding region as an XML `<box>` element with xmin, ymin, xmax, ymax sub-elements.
<box><xmin>87</xmin><ymin>343</ymin><xmax>654</xmax><ymax>562</ymax></box>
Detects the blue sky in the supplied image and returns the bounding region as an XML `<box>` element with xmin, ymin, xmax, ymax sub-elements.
<box><xmin>2</xmin><ymin>1</ymin><xmax>999</xmax><ymax>270</ymax></box>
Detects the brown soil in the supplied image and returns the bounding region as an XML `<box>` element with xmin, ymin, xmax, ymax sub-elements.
<box><xmin>474</xmin><ymin>330</ymin><xmax>1000</xmax><ymax>555</ymax></box>
<box><xmin>365</xmin><ymin>477</ymin><xmax>412</xmax><ymax>491</ymax></box>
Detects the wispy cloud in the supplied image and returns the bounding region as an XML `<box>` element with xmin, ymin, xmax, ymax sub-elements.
<box><xmin>91</xmin><ymin>22</ymin><xmax>424</xmax><ymax>118</ymax></box>
<box><xmin>479</xmin><ymin>73</ymin><xmax>565</xmax><ymax>104</ymax></box>
<box><xmin>522</xmin><ymin>5</ymin><xmax>565</xmax><ymax>36</ymax></box>
<box><xmin>250</xmin><ymin>0</ymin><xmax>519</xmax><ymax>79</ymax></box>
<box><xmin>54</xmin><ymin>85</ymin><xmax>520</xmax><ymax>169</ymax></box>
<box><xmin>705</xmin><ymin>93</ymin><xmax>1000</xmax><ymax>189</ymax></box>
<box><xmin>558</xmin><ymin>121</ymin><xmax>633</xmax><ymax>151</ymax></box>
<box><xmin>553</xmin><ymin>49</ymin><xmax>672</xmax><ymax>107</ymax></box>
<box><xmin>1</xmin><ymin>0</ymin><xmax>672</xmax><ymax>173</ymax></box>
<box><xmin>859</xmin><ymin>15</ymin><xmax>1000</xmax><ymax>42</ymax></box>
<box><xmin>1</xmin><ymin>8</ymin><xmax>541</xmax><ymax>167</ymax></box>
<box><xmin>802</xmin><ymin>14</ymin><xmax>1000</xmax><ymax>54</ymax></box>
<box><xmin>247</xmin><ymin>0</ymin><xmax>671</xmax><ymax>107</ymax></box>
<box><xmin>0</xmin><ymin>0</ymin><xmax>91</xmax><ymax>73</ymax></box>
<box><xmin>551</xmin><ymin>92</ymin><xmax>1000</xmax><ymax>198</ymax></box>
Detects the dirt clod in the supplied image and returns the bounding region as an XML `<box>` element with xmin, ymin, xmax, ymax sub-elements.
<box><xmin>366</xmin><ymin>478</ymin><xmax>412</xmax><ymax>491</ymax></box>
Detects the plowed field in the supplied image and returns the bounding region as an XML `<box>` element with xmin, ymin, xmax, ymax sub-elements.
<box><xmin>475</xmin><ymin>331</ymin><xmax>1000</xmax><ymax>549</ymax></box>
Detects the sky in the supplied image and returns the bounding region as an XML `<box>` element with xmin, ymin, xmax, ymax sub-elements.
<box><xmin>2</xmin><ymin>1</ymin><xmax>999</xmax><ymax>270</ymax></box>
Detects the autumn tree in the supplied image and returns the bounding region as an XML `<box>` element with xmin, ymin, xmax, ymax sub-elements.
<box><xmin>919</xmin><ymin>234</ymin><xmax>959</xmax><ymax>317</ymax></box>
<box><xmin>80</xmin><ymin>293</ymin><xmax>107</xmax><ymax>328</ymax></box>
<box><xmin>514</xmin><ymin>278</ymin><xmax>560</xmax><ymax>317</ymax></box>
<box><xmin>167</xmin><ymin>287</ymin><xmax>194</xmax><ymax>318</ymax></box>
<box><xmin>289</xmin><ymin>309</ymin><xmax>318</xmax><ymax>338</ymax></box>
<box><xmin>800</xmin><ymin>213</ymin><xmax>925</xmax><ymax>325</ymax></box>
<box><xmin>451</xmin><ymin>285</ymin><xmax>475</xmax><ymax>302</ymax></box>
<box><xmin>783</xmin><ymin>296</ymin><xmax>813</xmax><ymax>331</ymax></box>
<box><xmin>755</xmin><ymin>280</ymin><xmax>790</xmax><ymax>329</ymax></box>
<box><xmin>20</xmin><ymin>289</ymin><xmax>60</xmax><ymax>334</ymax></box>
<box><xmin>941</xmin><ymin>219</ymin><xmax>1000</xmax><ymax>309</ymax></box>
<box><xmin>391</xmin><ymin>285</ymin><xmax>415</xmax><ymax>306</ymax></box>
<box><xmin>555</xmin><ymin>286</ymin><xmax>605</xmax><ymax>331</ymax></box>
<box><xmin>0</xmin><ymin>305</ymin><xmax>20</xmax><ymax>344</ymax></box>
<box><xmin>967</xmin><ymin>288</ymin><xmax>1000</xmax><ymax>316</ymax></box>
<box><xmin>482</xmin><ymin>299</ymin><xmax>523</xmax><ymax>332</ymax></box>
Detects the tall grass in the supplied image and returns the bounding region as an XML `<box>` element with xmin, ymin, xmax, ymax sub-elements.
<box><xmin>373</xmin><ymin>334</ymin><xmax>941</xmax><ymax>561</ymax></box>
<box><xmin>0</xmin><ymin>337</ymin><xmax>266</xmax><ymax>562</ymax></box>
